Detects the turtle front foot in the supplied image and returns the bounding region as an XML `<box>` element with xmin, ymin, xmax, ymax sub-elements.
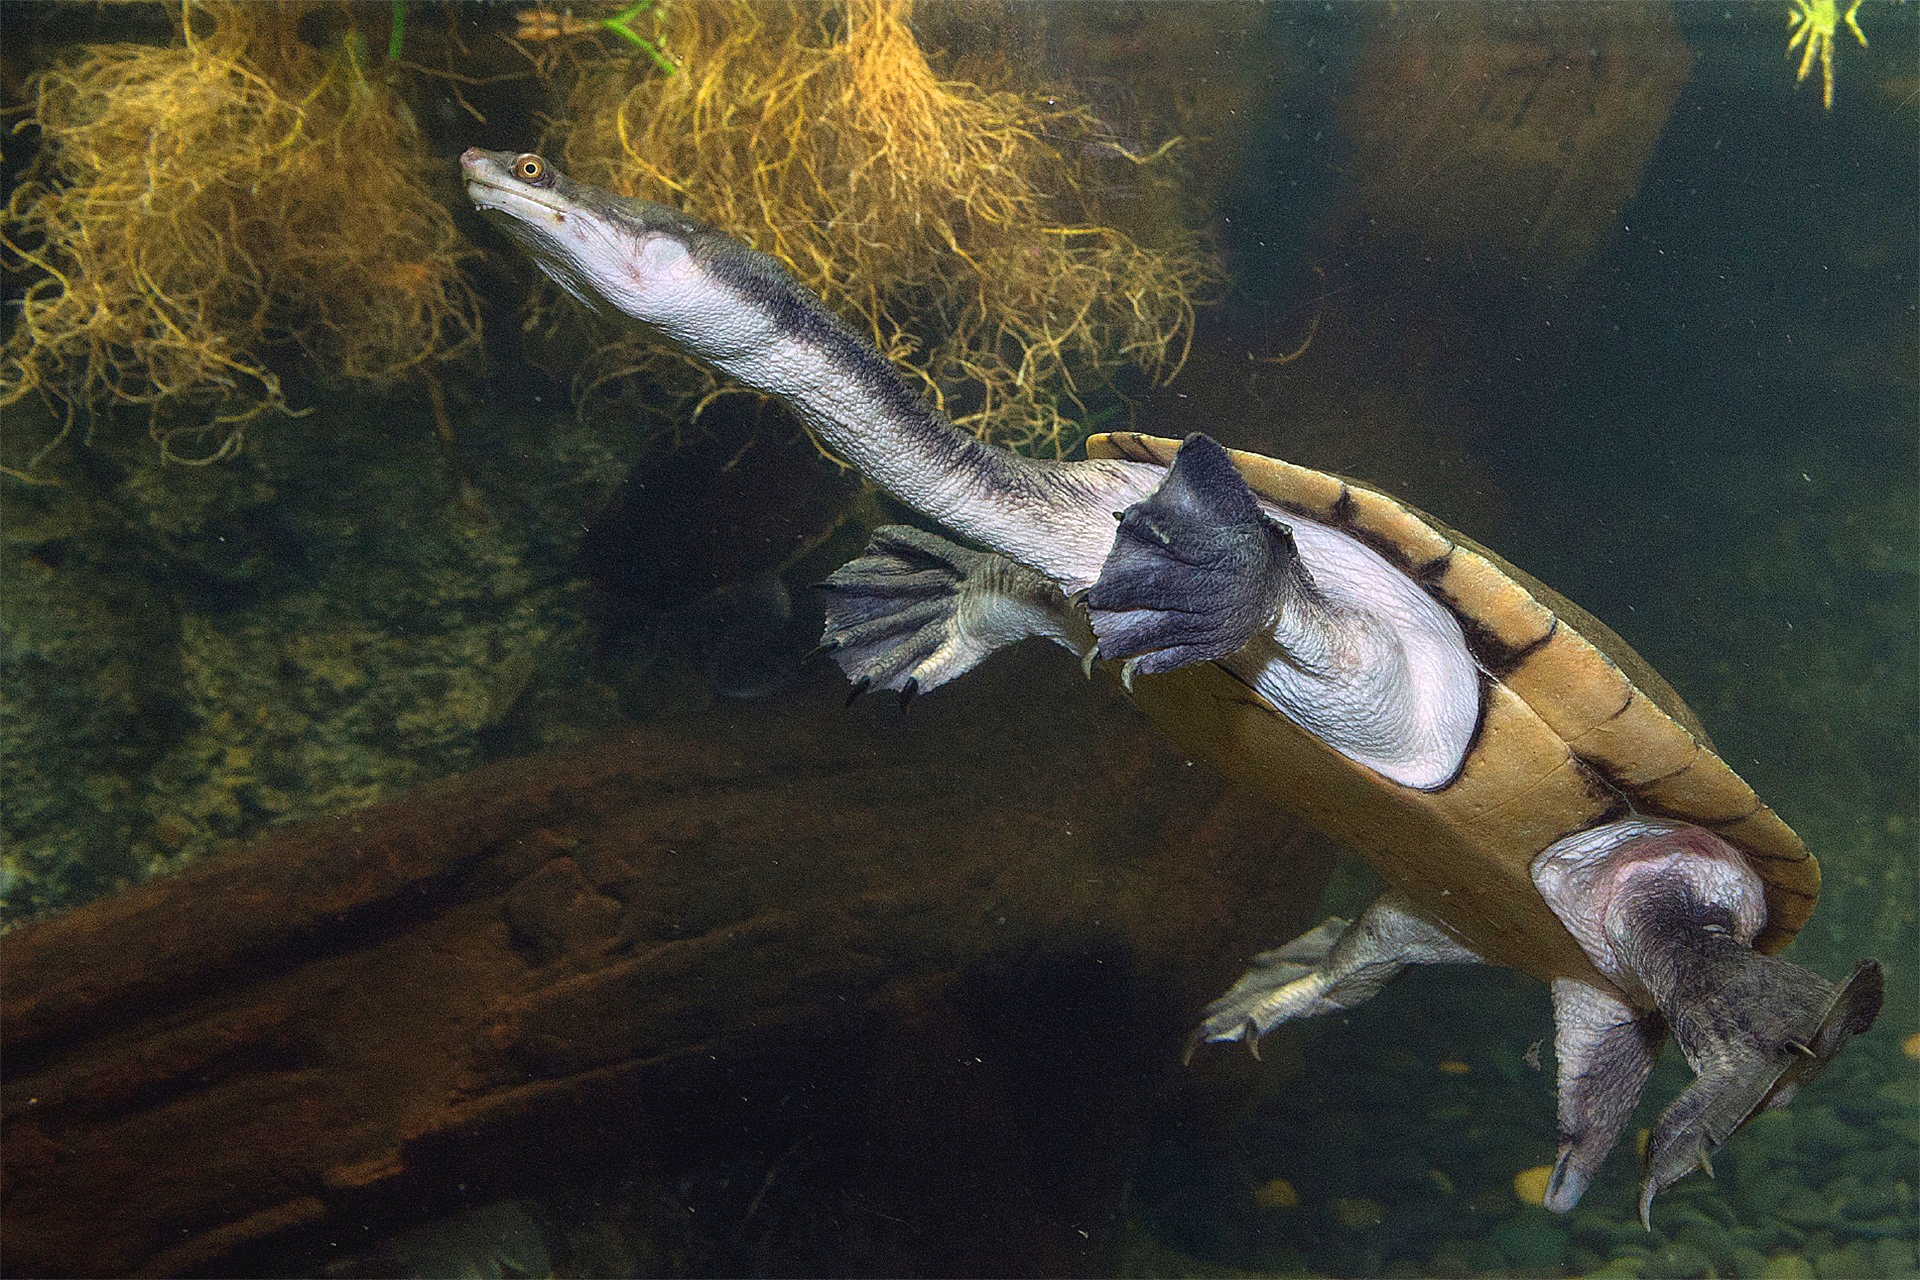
<box><xmin>1187</xmin><ymin>895</ymin><xmax>1480</xmax><ymax>1062</ymax></box>
<box><xmin>1087</xmin><ymin>433</ymin><xmax>1308</xmax><ymax>684</ymax></box>
<box><xmin>817</xmin><ymin>525</ymin><xmax>1088</xmax><ymax>702</ymax></box>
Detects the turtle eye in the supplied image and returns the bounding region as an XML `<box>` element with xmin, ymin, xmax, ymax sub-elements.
<box><xmin>512</xmin><ymin>153</ymin><xmax>554</xmax><ymax>188</ymax></box>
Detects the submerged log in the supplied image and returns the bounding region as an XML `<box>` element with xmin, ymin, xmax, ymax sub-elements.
<box><xmin>1</xmin><ymin>649</ymin><xmax>1336</xmax><ymax>1278</ymax></box>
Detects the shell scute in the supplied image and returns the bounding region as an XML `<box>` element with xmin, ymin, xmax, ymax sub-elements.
<box><xmin>1567</xmin><ymin>689</ymin><xmax>1702</xmax><ymax>787</ymax></box>
<box><xmin>1342</xmin><ymin>485</ymin><xmax>1457</xmax><ymax>567</ymax></box>
<box><xmin>1502</xmin><ymin>626</ymin><xmax>1635</xmax><ymax>740</ymax></box>
<box><xmin>1258</xmin><ymin>457</ymin><xmax>1346</xmax><ymax>516</ymax></box>
<box><xmin>1085</xmin><ymin>433</ymin><xmax>1820</xmax><ymax>956</ymax></box>
<box><xmin>1431</xmin><ymin>548</ymin><xmax>1558</xmax><ymax>662</ymax></box>
<box><xmin>1633</xmin><ymin>755</ymin><xmax>1770</xmax><ymax>826</ymax></box>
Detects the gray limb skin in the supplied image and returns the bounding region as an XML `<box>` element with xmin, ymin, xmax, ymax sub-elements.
<box><xmin>816</xmin><ymin>525</ymin><xmax>1091</xmax><ymax>705</ymax></box>
<box><xmin>1185</xmin><ymin>894</ymin><xmax>1481</xmax><ymax>1063</ymax></box>
<box><xmin>1545</xmin><ymin>980</ymin><xmax>1665</xmax><ymax>1214</ymax></box>
<box><xmin>1606</xmin><ymin>874</ymin><xmax>1885</xmax><ymax>1228</ymax></box>
<box><xmin>1087</xmin><ymin>433</ymin><xmax>1323</xmax><ymax>687</ymax></box>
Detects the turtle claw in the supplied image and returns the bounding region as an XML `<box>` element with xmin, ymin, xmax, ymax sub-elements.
<box><xmin>816</xmin><ymin>525</ymin><xmax>1087</xmax><ymax>700</ymax></box>
<box><xmin>1180</xmin><ymin>1016</ymin><xmax>1263</xmax><ymax>1067</ymax></box>
<box><xmin>1544</xmin><ymin>980</ymin><xmax>1664</xmax><ymax>1214</ymax></box>
<box><xmin>1188</xmin><ymin>899</ymin><xmax>1481</xmax><ymax>1067</ymax></box>
<box><xmin>1635</xmin><ymin>958</ymin><xmax>1882</xmax><ymax>1224</ymax></box>
<box><xmin>1187</xmin><ymin>949</ymin><xmax>1323</xmax><ymax>1059</ymax></box>
<box><xmin>1086</xmin><ymin>433</ymin><xmax>1303</xmax><ymax>678</ymax></box>
<box><xmin>1633</xmin><ymin>1141</ymin><xmax>1716</xmax><ymax>1232</ymax></box>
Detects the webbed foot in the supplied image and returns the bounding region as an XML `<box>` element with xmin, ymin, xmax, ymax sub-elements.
<box><xmin>1186</xmin><ymin>895</ymin><xmax>1480</xmax><ymax>1062</ymax></box>
<box><xmin>1087</xmin><ymin>433</ymin><xmax>1308</xmax><ymax>682</ymax></box>
<box><xmin>817</xmin><ymin>525</ymin><xmax>1088</xmax><ymax>700</ymax></box>
<box><xmin>1545</xmin><ymin>980</ymin><xmax>1665</xmax><ymax>1214</ymax></box>
<box><xmin>1638</xmin><ymin>956</ymin><xmax>1882</xmax><ymax>1227</ymax></box>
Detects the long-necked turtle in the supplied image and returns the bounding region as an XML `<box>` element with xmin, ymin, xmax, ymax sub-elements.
<box><xmin>462</xmin><ymin>148</ymin><xmax>1884</xmax><ymax>1223</ymax></box>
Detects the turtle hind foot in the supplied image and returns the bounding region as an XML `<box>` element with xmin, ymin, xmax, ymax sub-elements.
<box><xmin>1186</xmin><ymin>895</ymin><xmax>1481</xmax><ymax>1063</ymax></box>
<box><xmin>1545</xmin><ymin>980</ymin><xmax>1665</xmax><ymax>1215</ymax></box>
<box><xmin>1639</xmin><ymin>957</ymin><xmax>1883</xmax><ymax>1227</ymax></box>
<box><xmin>1185</xmin><ymin>916</ymin><xmax>1349</xmax><ymax>1062</ymax></box>
<box><xmin>1086</xmin><ymin>432</ymin><xmax>1305</xmax><ymax>681</ymax></box>
<box><xmin>816</xmin><ymin>525</ymin><xmax>1087</xmax><ymax>700</ymax></box>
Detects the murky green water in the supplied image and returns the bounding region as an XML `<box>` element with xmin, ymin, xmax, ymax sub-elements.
<box><xmin>2</xmin><ymin>3</ymin><xmax>1913</xmax><ymax>1277</ymax></box>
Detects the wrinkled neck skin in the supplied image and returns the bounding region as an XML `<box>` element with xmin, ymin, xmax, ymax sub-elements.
<box><xmin>693</xmin><ymin>306</ymin><xmax>1159</xmax><ymax>592</ymax></box>
<box><xmin>1605</xmin><ymin>875</ymin><xmax>1755</xmax><ymax>1062</ymax></box>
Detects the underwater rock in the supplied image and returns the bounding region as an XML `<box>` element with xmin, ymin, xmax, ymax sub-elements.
<box><xmin>1811</xmin><ymin>1242</ymin><xmax>1881</xmax><ymax>1279</ymax></box>
<box><xmin>1870</xmin><ymin>1237</ymin><xmax>1920</xmax><ymax>1275</ymax></box>
<box><xmin>1787</xmin><ymin>1106</ymin><xmax>1871</xmax><ymax>1160</ymax></box>
<box><xmin>578</xmin><ymin>407</ymin><xmax>870</xmax><ymax>701</ymax></box>
<box><xmin>1759</xmin><ymin>1254</ymin><xmax>1817</xmax><ymax>1280</ymax></box>
<box><xmin>1511</xmin><ymin>1163</ymin><xmax>1554</xmax><ymax>1205</ymax></box>
<box><xmin>351</xmin><ymin>1199</ymin><xmax>553</xmax><ymax>1280</ymax></box>
<box><xmin>1777</xmin><ymin>1186</ymin><xmax>1841</xmax><ymax>1230</ymax></box>
<box><xmin>1327</xmin><ymin>1196</ymin><xmax>1386</xmax><ymax>1229</ymax></box>
<box><xmin>0</xmin><ymin>647</ymin><xmax>1337</xmax><ymax>1278</ymax></box>
<box><xmin>577</xmin><ymin>407</ymin><xmax>862</xmax><ymax>618</ymax></box>
<box><xmin>1491</xmin><ymin>1210</ymin><xmax>1569</xmax><ymax>1272</ymax></box>
<box><xmin>1643</xmin><ymin>1238</ymin><xmax>1716</xmax><ymax>1280</ymax></box>
<box><xmin>1671</xmin><ymin>1221</ymin><xmax>1736</xmax><ymax>1276</ymax></box>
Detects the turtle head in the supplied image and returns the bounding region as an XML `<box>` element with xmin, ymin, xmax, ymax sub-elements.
<box><xmin>1537</xmin><ymin>820</ymin><xmax>1883</xmax><ymax>1225</ymax></box>
<box><xmin>462</xmin><ymin>148</ymin><xmax>863</xmax><ymax>379</ymax></box>
<box><xmin>461</xmin><ymin>148</ymin><xmax>714</xmax><ymax>332</ymax></box>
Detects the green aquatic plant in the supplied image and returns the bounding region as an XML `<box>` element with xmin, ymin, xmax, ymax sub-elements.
<box><xmin>1786</xmin><ymin>0</ymin><xmax>1868</xmax><ymax>109</ymax></box>
<box><xmin>602</xmin><ymin>0</ymin><xmax>675</xmax><ymax>71</ymax></box>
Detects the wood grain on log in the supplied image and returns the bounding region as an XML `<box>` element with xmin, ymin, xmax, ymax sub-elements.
<box><xmin>2</xmin><ymin>652</ymin><xmax>1336</xmax><ymax>1277</ymax></box>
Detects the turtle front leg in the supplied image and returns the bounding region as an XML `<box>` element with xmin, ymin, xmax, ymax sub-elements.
<box><xmin>817</xmin><ymin>525</ymin><xmax>1092</xmax><ymax>703</ymax></box>
<box><xmin>1186</xmin><ymin>894</ymin><xmax>1481</xmax><ymax>1062</ymax></box>
<box><xmin>1088</xmin><ymin>433</ymin><xmax>1339</xmax><ymax>686</ymax></box>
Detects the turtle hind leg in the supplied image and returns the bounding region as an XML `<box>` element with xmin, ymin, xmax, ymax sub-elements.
<box><xmin>817</xmin><ymin>525</ymin><xmax>1090</xmax><ymax>700</ymax></box>
<box><xmin>1544</xmin><ymin>980</ymin><xmax>1665</xmax><ymax>1214</ymax></box>
<box><xmin>1602</xmin><ymin>863</ymin><xmax>1884</xmax><ymax>1223</ymax></box>
<box><xmin>1635</xmin><ymin>954</ymin><xmax>1882</xmax><ymax>1227</ymax></box>
<box><xmin>1186</xmin><ymin>894</ymin><xmax>1480</xmax><ymax>1063</ymax></box>
<box><xmin>1087</xmin><ymin>433</ymin><xmax>1322</xmax><ymax>682</ymax></box>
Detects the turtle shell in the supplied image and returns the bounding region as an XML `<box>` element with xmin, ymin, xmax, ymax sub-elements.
<box><xmin>1087</xmin><ymin>432</ymin><xmax>1816</xmax><ymax>974</ymax></box>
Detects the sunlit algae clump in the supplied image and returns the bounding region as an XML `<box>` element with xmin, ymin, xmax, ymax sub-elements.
<box><xmin>0</xmin><ymin>0</ymin><xmax>481</xmax><ymax>470</ymax></box>
<box><xmin>540</xmin><ymin>0</ymin><xmax>1220</xmax><ymax>458</ymax></box>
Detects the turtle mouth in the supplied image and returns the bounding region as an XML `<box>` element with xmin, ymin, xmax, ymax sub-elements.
<box><xmin>460</xmin><ymin>149</ymin><xmax>570</xmax><ymax>228</ymax></box>
<box><xmin>464</xmin><ymin>174</ymin><xmax>565</xmax><ymax>227</ymax></box>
